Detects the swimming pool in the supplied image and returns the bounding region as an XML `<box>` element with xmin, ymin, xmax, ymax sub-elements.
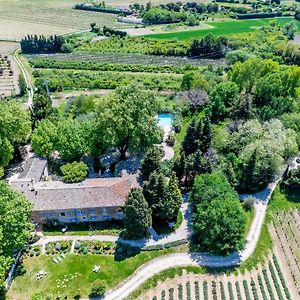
<box><xmin>157</xmin><ymin>113</ymin><xmax>172</xmax><ymax>127</ymax></box>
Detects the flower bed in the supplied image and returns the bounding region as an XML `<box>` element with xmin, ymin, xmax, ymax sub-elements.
<box><xmin>74</xmin><ymin>240</ymin><xmax>115</xmax><ymax>255</ymax></box>
<box><xmin>45</xmin><ymin>241</ymin><xmax>72</xmax><ymax>255</ymax></box>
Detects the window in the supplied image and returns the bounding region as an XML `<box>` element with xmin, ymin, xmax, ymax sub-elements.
<box><xmin>61</xmin><ymin>212</ymin><xmax>66</xmax><ymax>217</ymax></box>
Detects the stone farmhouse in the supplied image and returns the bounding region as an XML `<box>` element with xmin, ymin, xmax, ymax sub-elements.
<box><xmin>10</xmin><ymin>157</ymin><xmax>137</xmax><ymax>224</ymax></box>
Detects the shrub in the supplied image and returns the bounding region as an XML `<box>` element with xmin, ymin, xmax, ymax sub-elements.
<box><xmin>74</xmin><ymin>241</ymin><xmax>81</xmax><ymax>250</ymax></box>
<box><xmin>60</xmin><ymin>161</ymin><xmax>88</xmax><ymax>183</ymax></box>
<box><xmin>89</xmin><ymin>280</ymin><xmax>107</xmax><ymax>297</ymax></box>
<box><xmin>166</xmin><ymin>132</ymin><xmax>175</xmax><ymax>146</ymax></box>
<box><xmin>55</xmin><ymin>243</ymin><xmax>62</xmax><ymax>251</ymax></box>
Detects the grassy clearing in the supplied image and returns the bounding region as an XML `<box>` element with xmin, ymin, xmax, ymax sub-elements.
<box><xmin>145</xmin><ymin>17</ymin><xmax>299</xmax><ymax>40</ymax></box>
<box><xmin>8</xmin><ymin>245</ymin><xmax>188</xmax><ymax>299</ymax></box>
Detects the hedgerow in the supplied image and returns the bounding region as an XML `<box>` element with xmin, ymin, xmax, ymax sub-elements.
<box><xmin>257</xmin><ymin>275</ymin><xmax>268</xmax><ymax>300</ymax></box>
<box><xmin>186</xmin><ymin>281</ymin><xmax>191</xmax><ymax>300</ymax></box>
<box><xmin>268</xmin><ymin>261</ymin><xmax>285</xmax><ymax>300</ymax></box>
<box><xmin>220</xmin><ymin>281</ymin><xmax>226</xmax><ymax>300</ymax></box>
<box><xmin>203</xmin><ymin>281</ymin><xmax>208</xmax><ymax>300</ymax></box>
<box><xmin>178</xmin><ymin>283</ymin><xmax>183</xmax><ymax>300</ymax></box>
<box><xmin>242</xmin><ymin>280</ymin><xmax>251</xmax><ymax>300</ymax></box>
<box><xmin>250</xmin><ymin>278</ymin><xmax>259</xmax><ymax>300</ymax></box>
<box><xmin>262</xmin><ymin>269</ymin><xmax>276</xmax><ymax>300</ymax></box>
<box><xmin>235</xmin><ymin>282</ymin><xmax>243</xmax><ymax>300</ymax></box>
<box><xmin>228</xmin><ymin>282</ymin><xmax>234</xmax><ymax>300</ymax></box>
<box><xmin>194</xmin><ymin>281</ymin><xmax>200</xmax><ymax>300</ymax></box>
<box><xmin>169</xmin><ymin>288</ymin><xmax>174</xmax><ymax>300</ymax></box>
<box><xmin>272</xmin><ymin>254</ymin><xmax>292</xmax><ymax>299</ymax></box>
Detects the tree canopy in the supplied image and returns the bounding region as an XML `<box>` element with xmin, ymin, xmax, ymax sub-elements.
<box><xmin>0</xmin><ymin>101</ymin><xmax>31</xmax><ymax>177</ymax></box>
<box><xmin>192</xmin><ymin>172</ymin><xmax>246</xmax><ymax>254</ymax></box>
<box><xmin>0</xmin><ymin>181</ymin><xmax>32</xmax><ymax>286</ymax></box>
<box><xmin>124</xmin><ymin>188</ymin><xmax>152</xmax><ymax>239</ymax></box>
<box><xmin>95</xmin><ymin>85</ymin><xmax>161</xmax><ymax>160</ymax></box>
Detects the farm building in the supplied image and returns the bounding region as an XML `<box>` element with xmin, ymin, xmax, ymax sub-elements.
<box><xmin>10</xmin><ymin>157</ymin><xmax>137</xmax><ymax>224</ymax></box>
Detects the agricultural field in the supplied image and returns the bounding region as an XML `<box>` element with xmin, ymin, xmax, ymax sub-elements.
<box><xmin>135</xmin><ymin>254</ymin><xmax>293</xmax><ymax>300</ymax></box>
<box><xmin>145</xmin><ymin>17</ymin><xmax>300</xmax><ymax>40</ymax></box>
<box><xmin>32</xmin><ymin>68</ymin><xmax>183</xmax><ymax>92</ymax></box>
<box><xmin>0</xmin><ymin>42</ymin><xmax>20</xmax><ymax>97</ymax></box>
<box><xmin>26</xmin><ymin>53</ymin><xmax>225</xmax><ymax>67</ymax></box>
<box><xmin>0</xmin><ymin>0</ymin><xmax>130</xmax><ymax>40</ymax></box>
<box><xmin>133</xmin><ymin>188</ymin><xmax>300</xmax><ymax>300</ymax></box>
<box><xmin>268</xmin><ymin>208</ymin><xmax>300</xmax><ymax>297</ymax></box>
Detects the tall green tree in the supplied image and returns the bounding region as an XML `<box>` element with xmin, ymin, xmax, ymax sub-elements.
<box><xmin>140</xmin><ymin>146</ymin><xmax>164</xmax><ymax>180</ymax></box>
<box><xmin>182</xmin><ymin>118</ymin><xmax>197</xmax><ymax>156</ymax></box>
<box><xmin>191</xmin><ymin>172</ymin><xmax>246</xmax><ymax>254</ymax></box>
<box><xmin>31</xmin><ymin>89</ymin><xmax>53</xmax><ymax>126</ymax></box>
<box><xmin>158</xmin><ymin>172</ymin><xmax>182</xmax><ymax>223</ymax></box>
<box><xmin>206</xmin><ymin>81</ymin><xmax>239</xmax><ymax>122</ymax></box>
<box><xmin>31</xmin><ymin>118</ymin><xmax>57</xmax><ymax>158</ymax></box>
<box><xmin>0</xmin><ymin>101</ymin><xmax>31</xmax><ymax>177</ymax></box>
<box><xmin>95</xmin><ymin>85</ymin><xmax>161</xmax><ymax>160</ymax></box>
<box><xmin>0</xmin><ymin>181</ymin><xmax>32</xmax><ymax>290</ymax></box>
<box><xmin>193</xmin><ymin>196</ymin><xmax>246</xmax><ymax>255</ymax></box>
<box><xmin>124</xmin><ymin>188</ymin><xmax>151</xmax><ymax>239</ymax></box>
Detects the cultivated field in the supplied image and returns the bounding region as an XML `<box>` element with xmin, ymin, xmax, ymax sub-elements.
<box><xmin>145</xmin><ymin>17</ymin><xmax>300</xmax><ymax>40</ymax></box>
<box><xmin>134</xmin><ymin>189</ymin><xmax>300</xmax><ymax>300</ymax></box>
<box><xmin>137</xmin><ymin>254</ymin><xmax>293</xmax><ymax>300</ymax></box>
<box><xmin>0</xmin><ymin>0</ymin><xmax>201</xmax><ymax>40</ymax></box>
<box><xmin>0</xmin><ymin>42</ymin><xmax>20</xmax><ymax>96</ymax></box>
<box><xmin>0</xmin><ymin>0</ymin><xmax>128</xmax><ymax>40</ymax></box>
<box><xmin>269</xmin><ymin>209</ymin><xmax>300</xmax><ymax>298</ymax></box>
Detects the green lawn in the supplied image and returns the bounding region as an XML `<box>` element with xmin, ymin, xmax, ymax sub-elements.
<box><xmin>8</xmin><ymin>246</ymin><xmax>187</xmax><ymax>300</ymax></box>
<box><xmin>145</xmin><ymin>17</ymin><xmax>299</xmax><ymax>40</ymax></box>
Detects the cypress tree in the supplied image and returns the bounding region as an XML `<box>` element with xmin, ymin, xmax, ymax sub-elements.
<box><xmin>124</xmin><ymin>188</ymin><xmax>152</xmax><ymax>239</ymax></box>
<box><xmin>201</xmin><ymin>117</ymin><xmax>212</xmax><ymax>153</ymax></box>
<box><xmin>174</xmin><ymin>150</ymin><xmax>186</xmax><ymax>180</ymax></box>
<box><xmin>140</xmin><ymin>146</ymin><xmax>163</xmax><ymax>180</ymax></box>
<box><xmin>182</xmin><ymin>118</ymin><xmax>197</xmax><ymax>156</ymax></box>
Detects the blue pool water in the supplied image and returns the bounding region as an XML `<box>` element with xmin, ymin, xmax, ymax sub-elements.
<box><xmin>157</xmin><ymin>113</ymin><xmax>173</xmax><ymax>127</ymax></box>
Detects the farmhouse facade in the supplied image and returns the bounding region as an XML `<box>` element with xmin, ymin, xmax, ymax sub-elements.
<box><xmin>10</xmin><ymin>157</ymin><xmax>136</xmax><ymax>224</ymax></box>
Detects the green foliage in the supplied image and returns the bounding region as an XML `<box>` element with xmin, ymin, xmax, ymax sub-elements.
<box><xmin>225</xmin><ymin>50</ymin><xmax>255</xmax><ymax>65</ymax></box>
<box><xmin>143</xmin><ymin>172</ymin><xmax>182</xmax><ymax>224</ymax></box>
<box><xmin>0</xmin><ymin>101</ymin><xmax>31</xmax><ymax>175</ymax></box>
<box><xmin>192</xmin><ymin>172</ymin><xmax>246</xmax><ymax>254</ymax></box>
<box><xmin>224</xmin><ymin>119</ymin><xmax>298</xmax><ymax>192</ymax></box>
<box><xmin>124</xmin><ymin>188</ymin><xmax>152</xmax><ymax>239</ymax></box>
<box><xmin>191</xmin><ymin>172</ymin><xmax>238</xmax><ymax>205</ymax></box>
<box><xmin>143</xmin><ymin>7</ymin><xmax>188</xmax><ymax>25</ymax></box>
<box><xmin>188</xmin><ymin>34</ymin><xmax>227</xmax><ymax>58</ymax></box>
<box><xmin>88</xmin><ymin>279</ymin><xmax>107</xmax><ymax>297</ymax></box>
<box><xmin>31</xmin><ymin>89</ymin><xmax>53</xmax><ymax>125</ymax></box>
<box><xmin>140</xmin><ymin>146</ymin><xmax>164</xmax><ymax>181</ymax></box>
<box><xmin>32</xmin><ymin>118</ymin><xmax>95</xmax><ymax>160</ymax></box>
<box><xmin>33</xmin><ymin>68</ymin><xmax>182</xmax><ymax>92</ymax></box>
<box><xmin>20</xmin><ymin>35</ymin><xmax>65</xmax><ymax>54</ymax></box>
<box><xmin>31</xmin><ymin>118</ymin><xmax>57</xmax><ymax>157</ymax></box>
<box><xmin>281</xmin><ymin>167</ymin><xmax>300</xmax><ymax>190</ymax></box>
<box><xmin>95</xmin><ymin>85</ymin><xmax>161</xmax><ymax>160</ymax></box>
<box><xmin>0</xmin><ymin>181</ymin><xmax>32</xmax><ymax>283</ymax></box>
<box><xmin>206</xmin><ymin>81</ymin><xmax>239</xmax><ymax>122</ymax></box>
<box><xmin>18</xmin><ymin>74</ymin><xmax>26</xmax><ymax>96</ymax></box>
<box><xmin>60</xmin><ymin>161</ymin><xmax>88</xmax><ymax>183</ymax></box>
<box><xmin>78</xmin><ymin>36</ymin><xmax>190</xmax><ymax>56</ymax></box>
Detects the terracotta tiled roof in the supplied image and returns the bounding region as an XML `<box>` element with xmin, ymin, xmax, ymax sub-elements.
<box><xmin>25</xmin><ymin>177</ymin><xmax>136</xmax><ymax>212</ymax></box>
